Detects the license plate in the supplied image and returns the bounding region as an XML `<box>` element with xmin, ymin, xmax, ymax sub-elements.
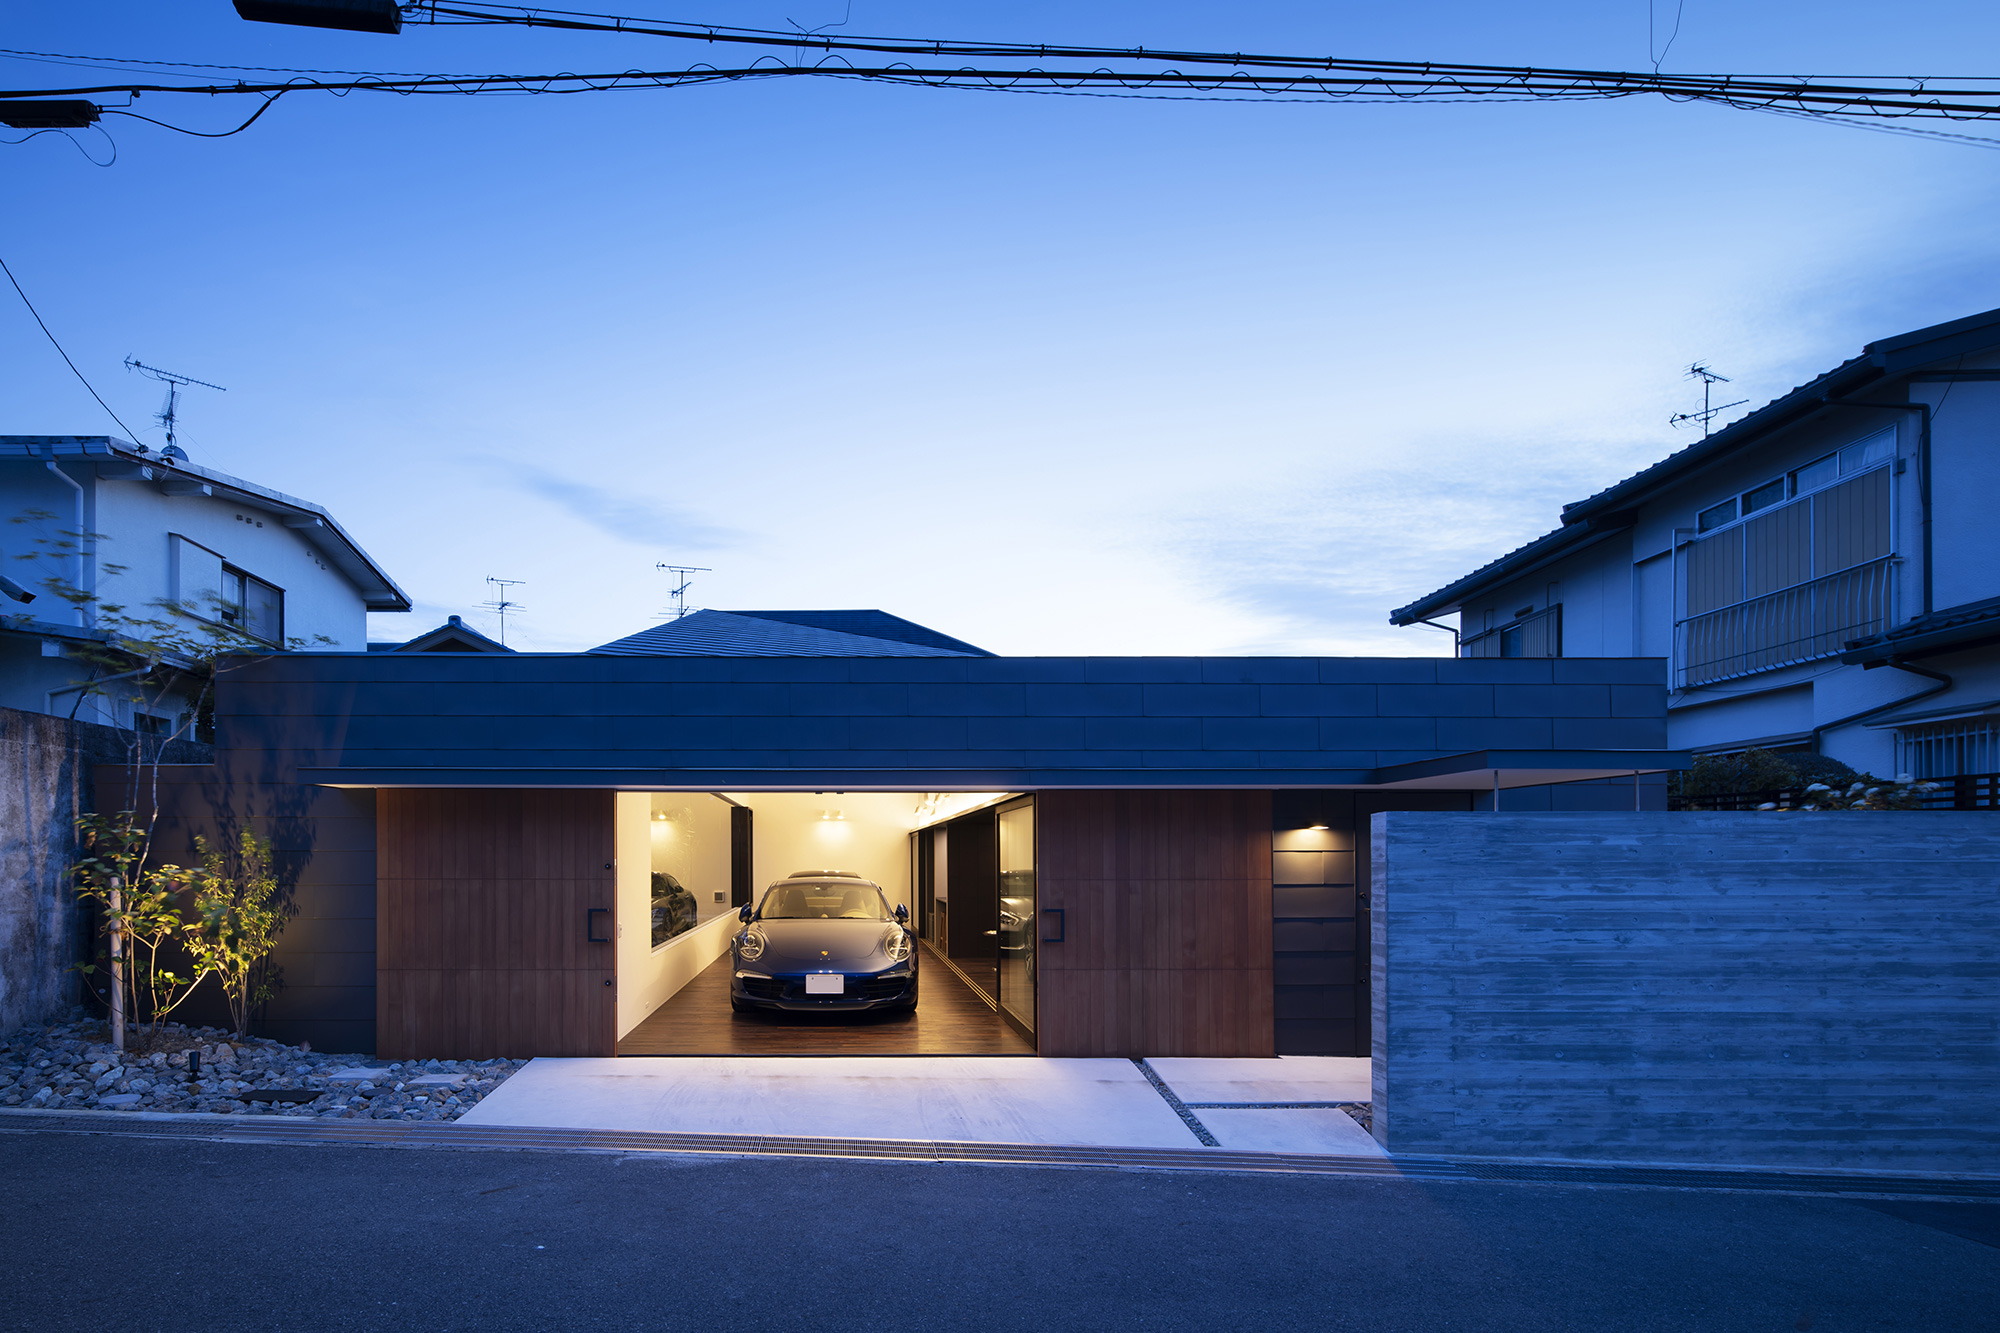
<box><xmin>805</xmin><ymin>973</ymin><xmax>844</xmax><ymax>995</ymax></box>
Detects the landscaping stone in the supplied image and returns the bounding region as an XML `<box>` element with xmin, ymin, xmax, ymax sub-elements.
<box><xmin>0</xmin><ymin>1012</ymin><xmax>528</xmax><ymax>1122</ymax></box>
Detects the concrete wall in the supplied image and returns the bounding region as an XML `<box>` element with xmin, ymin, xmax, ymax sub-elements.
<box><xmin>1372</xmin><ymin>811</ymin><xmax>2000</xmax><ymax>1172</ymax></box>
<box><xmin>0</xmin><ymin>707</ymin><xmax>209</xmax><ymax>1034</ymax></box>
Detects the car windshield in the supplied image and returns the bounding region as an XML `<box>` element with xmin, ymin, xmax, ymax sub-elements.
<box><xmin>759</xmin><ymin>882</ymin><xmax>892</xmax><ymax>921</ymax></box>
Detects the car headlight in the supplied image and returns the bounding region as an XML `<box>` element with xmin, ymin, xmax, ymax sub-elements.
<box><xmin>882</xmin><ymin>927</ymin><xmax>911</xmax><ymax>963</ymax></box>
<box><xmin>738</xmin><ymin>927</ymin><xmax>767</xmax><ymax>961</ymax></box>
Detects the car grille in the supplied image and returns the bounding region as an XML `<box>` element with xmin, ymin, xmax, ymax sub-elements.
<box><xmin>739</xmin><ymin>973</ymin><xmax>912</xmax><ymax>1002</ymax></box>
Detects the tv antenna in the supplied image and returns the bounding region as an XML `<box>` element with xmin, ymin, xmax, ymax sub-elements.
<box><xmin>655</xmin><ymin>564</ymin><xmax>710</xmax><ymax>621</ymax></box>
<box><xmin>481</xmin><ymin>577</ymin><xmax>526</xmax><ymax>645</ymax></box>
<box><xmin>1668</xmin><ymin>362</ymin><xmax>1748</xmax><ymax>437</ymax></box>
<box><xmin>124</xmin><ymin>358</ymin><xmax>226</xmax><ymax>461</ymax></box>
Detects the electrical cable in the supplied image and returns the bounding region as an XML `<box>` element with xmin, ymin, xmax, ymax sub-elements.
<box><xmin>8</xmin><ymin>62</ymin><xmax>2000</xmax><ymax>117</ymax></box>
<box><xmin>0</xmin><ymin>253</ymin><xmax>143</xmax><ymax>441</ymax></box>
<box><xmin>103</xmin><ymin>93</ymin><xmax>285</xmax><ymax>138</ymax></box>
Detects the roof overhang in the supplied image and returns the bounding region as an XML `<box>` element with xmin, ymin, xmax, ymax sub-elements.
<box><xmin>1841</xmin><ymin>611</ymin><xmax>2000</xmax><ymax>667</ymax></box>
<box><xmin>1365</xmin><ymin>749</ymin><xmax>1692</xmax><ymax>790</ymax></box>
<box><xmin>292</xmin><ymin>749</ymin><xmax>1691</xmax><ymax>792</ymax></box>
<box><xmin>6</xmin><ymin>437</ymin><xmax>412</xmax><ymax>612</ymax></box>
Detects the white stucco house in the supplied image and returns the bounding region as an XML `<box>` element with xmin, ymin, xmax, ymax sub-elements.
<box><xmin>1</xmin><ymin>435</ymin><xmax>409</xmax><ymax>734</ymax></box>
<box><xmin>1390</xmin><ymin>306</ymin><xmax>2000</xmax><ymax>788</ymax></box>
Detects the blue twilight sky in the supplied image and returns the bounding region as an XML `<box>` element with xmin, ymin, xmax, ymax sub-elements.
<box><xmin>3</xmin><ymin>2</ymin><xmax>1998</xmax><ymax>654</ymax></box>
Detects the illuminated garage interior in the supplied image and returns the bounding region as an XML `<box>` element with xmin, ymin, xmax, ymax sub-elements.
<box><xmin>614</xmin><ymin>791</ymin><xmax>1038</xmax><ymax>1056</ymax></box>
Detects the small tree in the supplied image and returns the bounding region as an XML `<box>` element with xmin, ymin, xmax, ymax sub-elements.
<box><xmin>185</xmin><ymin>830</ymin><xmax>287</xmax><ymax>1041</ymax></box>
<box><xmin>72</xmin><ymin>815</ymin><xmax>213</xmax><ymax>1051</ymax></box>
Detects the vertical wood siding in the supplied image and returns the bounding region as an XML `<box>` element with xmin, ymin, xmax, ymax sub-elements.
<box><xmin>1036</xmin><ymin>790</ymin><xmax>1273</xmax><ymax>1057</ymax></box>
<box><xmin>376</xmin><ymin>789</ymin><xmax>617</xmax><ymax>1059</ymax></box>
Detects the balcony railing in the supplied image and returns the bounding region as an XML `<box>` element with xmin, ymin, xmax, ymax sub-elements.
<box><xmin>1675</xmin><ymin>557</ymin><xmax>1893</xmax><ymax>689</ymax></box>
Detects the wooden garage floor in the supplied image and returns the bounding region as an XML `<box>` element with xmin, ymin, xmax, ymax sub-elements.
<box><xmin>617</xmin><ymin>941</ymin><xmax>1036</xmax><ymax>1056</ymax></box>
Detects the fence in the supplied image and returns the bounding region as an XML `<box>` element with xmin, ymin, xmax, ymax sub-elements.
<box><xmin>1671</xmin><ymin>772</ymin><xmax>2000</xmax><ymax>811</ymax></box>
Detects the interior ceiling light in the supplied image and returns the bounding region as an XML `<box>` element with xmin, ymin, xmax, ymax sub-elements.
<box><xmin>233</xmin><ymin>0</ymin><xmax>404</xmax><ymax>33</ymax></box>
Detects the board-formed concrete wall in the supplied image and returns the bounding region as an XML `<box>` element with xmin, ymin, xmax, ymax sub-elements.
<box><xmin>1371</xmin><ymin>811</ymin><xmax>2000</xmax><ymax>1172</ymax></box>
<box><xmin>0</xmin><ymin>707</ymin><xmax>209</xmax><ymax>1035</ymax></box>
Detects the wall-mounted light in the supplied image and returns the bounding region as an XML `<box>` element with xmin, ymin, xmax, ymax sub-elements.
<box><xmin>819</xmin><ymin>810</ymin><xmax>845</xmax><ymax>821</ymax></box>
<box><xmin>1308</xmin><ymin>824</ymin><xmax>1329</xmax><ymax>831</ymax></box>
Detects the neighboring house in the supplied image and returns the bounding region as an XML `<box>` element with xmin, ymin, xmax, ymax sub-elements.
<box><xmin>593</xmin><ymin>609</ymin><xmax>996</xmax><ymax>657</ymax></box>
<box><xmin>1</xmin><ymin>436</ymin><xmax>410</xmax><ymax>731</ymax></box>
<box><xmin>370</xmin><ymin>614</ymin><xmax>513</xmax><ymax>654</ymax></box>
<box><xmin>1389</xmin><ymin>306</ymin><xmax>2000</xmax><ymax>786</ymax></box>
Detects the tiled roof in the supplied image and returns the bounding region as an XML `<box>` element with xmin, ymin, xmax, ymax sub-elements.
<box><xmin>590</xmin><ymin>609</ymin><xmax>984</xmax><ymax>657</ymax></box>
<box><xmin>1841</xmin><ymin>594</ymin><xmax>2000</xmax><ymax>665</ymax></box>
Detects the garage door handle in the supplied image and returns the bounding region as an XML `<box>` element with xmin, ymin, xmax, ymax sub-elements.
<box><xmin>1041</xmin><ymin>908</ymin><xmax>1065</xmax><ymax>943</ymax></box>
<box><xmin>587</xmin><ymin>908</ymin><xmax>610</xmax><ymax>943</ymax></box>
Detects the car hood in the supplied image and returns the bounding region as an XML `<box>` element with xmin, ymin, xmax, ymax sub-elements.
<box><xmin>741</xmin><ymin>919</ymin><xmax>907</xmax><ymax>970</ymax></box>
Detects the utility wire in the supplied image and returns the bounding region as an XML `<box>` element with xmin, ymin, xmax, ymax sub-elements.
<box><xmin>8</xmin><ymin>62</ymin><xmax>2000</xmax><ymax>119</ymax></box>
<box><xmin>0</xmin><ymin>253</ymin><xmax>142</xmax><ymax>442</ymax></box>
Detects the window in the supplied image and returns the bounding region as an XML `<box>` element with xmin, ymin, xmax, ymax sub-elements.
<box><xmin>133</xmin><ymin>712</ymin><xmax>172</xmax><ymax>737</ymax></box>
<box><xmin>1697</xmin><ymin>498</ymin><xmax>1737</xmax><ymax>533</ymax></box>
<box><xmin>1898</xmin><ymin>720</ymin><xmax>2000</xmax><ymax>780</ymax></box>
<box><xmin>1461</xmin><ymin>604</ymin><xmax>1561</xmax><ymax>659</ymax></box>
<box><xmin>219</xmin><ymin>566</ymin><xmax>284</xmax><ymax>644</ymax></box>
<box><xmin>1792</xmin><ymin>452</ymin><xmax>1839</xmax><ymax>494</ymax></box>
<box><xmin>1741</xmin><ymin>477</ymin><xmax>1787</xmax><ymax>516</ymax></box>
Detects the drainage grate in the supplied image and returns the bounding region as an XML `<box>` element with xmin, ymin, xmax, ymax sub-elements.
<box><xmin>1131</xmin><ymin>1059</ymin><xmax>1219</xmax><ymax>1147</ymax></box>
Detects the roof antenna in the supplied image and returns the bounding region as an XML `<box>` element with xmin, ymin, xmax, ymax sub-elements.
<box><xmin>655</xmin><ymin>564</ymin><xmax>710</xmax><ymax>621</ymax></box>
<box><xmin>124</xmin><ymin>357</ymin><xmax>226</xmax><ymax>461</ymax></box>
<box><xmin>481</xmin><ymin>577</ymin><xmax>526</xmax><ymax>646</ymax></box>
<box><xmin>1668</xmin><ymin>362</ymin><xmax>1748</xmax><ymax>437</ymax></box>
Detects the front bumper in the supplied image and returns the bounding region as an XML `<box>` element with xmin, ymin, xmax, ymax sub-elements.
<box><xmin>731</xmin><ymin>967</ymin><xmax>917</xmax><ymax>1011</ymax></box>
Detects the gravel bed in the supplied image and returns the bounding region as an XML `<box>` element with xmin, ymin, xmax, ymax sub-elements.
<box><xmin>0</xmin><ymin>1014</ymin><xmax>525</xmax><ymax>1122</ymax></box>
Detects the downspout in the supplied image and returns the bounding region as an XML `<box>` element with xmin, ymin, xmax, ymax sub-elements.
<box><xmin>1413</xmin><ymin>617</ymin><xmax>1461</xmax><ymax>653</ymax></box>
<box><xmin>43</xmin><ymin>459</ymin><xmax>88</xmax><ymax>628</ymax></box>
<box><xmin>1811</xmin><ymin>658</ymin><xmax>1951</xmax><ymax>760</ymax></box>
<box><xmin>1820</xmin><ymin>396</ymin><xmax>1931</xmax><ymax>616</ymax></box>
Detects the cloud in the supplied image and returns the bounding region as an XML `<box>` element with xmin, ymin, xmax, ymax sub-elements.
<box><xmin>1167</xmin><ymin>444</ymin><xmax>1621</xmax><ymax>655</ymax></box>
<box><xmin>503</xmin><ymin>463</ymin><xmax>742</xmax><ymax>550</ymax></box>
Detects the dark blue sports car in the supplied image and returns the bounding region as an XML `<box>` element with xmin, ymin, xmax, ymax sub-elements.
<box><xmin>730</xmin><ymin>872</ymin><xmax>918</xmax><ymax>1013</ymax></box>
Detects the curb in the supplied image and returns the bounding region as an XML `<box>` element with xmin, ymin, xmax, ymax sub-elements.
<box><xmin>2</xmin><ymin>1109</ymin><xmax>1996</xmax><ymax>1200</ymax></box>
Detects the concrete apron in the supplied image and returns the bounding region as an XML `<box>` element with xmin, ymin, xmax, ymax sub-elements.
<box><xmin>457</xmin><ymin>1055</ymin><xmax>1382</xmax><ymax>1156</ymax></box>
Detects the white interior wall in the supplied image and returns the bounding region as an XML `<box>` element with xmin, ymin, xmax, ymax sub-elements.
<box><xmin>725</xmin><ymin>791</ymin><xmax>926</xmax><ymax>912</ymax></box>
<box><xmin>615</xmin><ymin>791</ymin><xmax>741</xmax><ymax>1039</ymax></box>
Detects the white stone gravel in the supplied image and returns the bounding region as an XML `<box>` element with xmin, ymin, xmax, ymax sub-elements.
<box><xmin>0</xmin><ymin>1013</ymin><xmax>526</xmax><ymax>1122</ymax></box>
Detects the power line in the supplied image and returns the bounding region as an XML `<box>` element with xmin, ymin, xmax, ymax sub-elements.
<box><xmin>8</xmin><ymin>62</ymin><xmax>2000</xmax><ymax>119</ymax></box>
<box><xmin>0</xmin><ymin>252</ymin><xmax>142</xmax><ymax>442</ymax></box>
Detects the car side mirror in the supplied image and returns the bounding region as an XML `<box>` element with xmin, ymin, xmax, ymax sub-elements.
<box><xmin>737</xmin><ymin>904</ymin><xmax>753</xmax><ymax>923</ymax></box>
<box><xmin>894</xmin><ymin>904</ymin><xmax>909</xmax><ymax>924</ymax></box>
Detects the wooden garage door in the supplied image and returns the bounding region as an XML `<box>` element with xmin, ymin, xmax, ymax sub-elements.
<box><xmin>1036</xmin><ymin>790</ymin><xmax>1274</xmax><ymax>1057</ymax></box>
<box><xmin>376</xmin><ymin>789</ymin><xmax>617</xmax><ymax>1059</ymax></box>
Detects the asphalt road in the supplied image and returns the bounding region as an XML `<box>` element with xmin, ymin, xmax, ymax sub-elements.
<box><xmin>0</xmin><ymin>1132</ymin><xmax>1993</xmax><ymax>1331</ymax></box>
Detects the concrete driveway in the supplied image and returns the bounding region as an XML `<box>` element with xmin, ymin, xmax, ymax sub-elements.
<box><xmin>460</xmin><ymin>1054</ymin><xmax>1382</xmax><ymax>1155</ymax></box>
